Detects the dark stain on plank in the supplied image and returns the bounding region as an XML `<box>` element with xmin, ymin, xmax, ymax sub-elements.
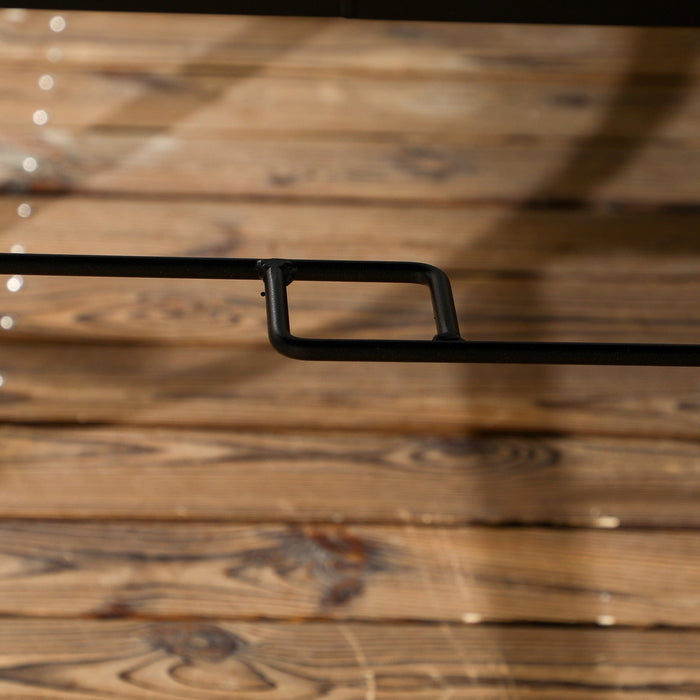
<box><xmin>472</xmin><ymin>53</ymin><xmax>574</xmax><ymax>70</ymax></box>
<box><xmin>411</xmin><ymin>434</ymin><xmax>562</xmax><ymax>475</ymax></box>
<box><xmin>149</xmin><ymin>622</ymin><xmax>243</xmax><ymax>662</ymax></box>
<box><xmin>184</xmin><ymin>221</ymin><xmax>242</xmax><ymax>257</ymax></box>
<box><xmin>93</xmin><ymin>598</ymin><xmax>139</xmax><ymax>619</ymax></box>
<box><xmin>394</xmin><ymin>145</ymin><xmax>474</xmax><ymax>181</ymax></box>
<box><xmin>0</xmin><ymin>390</ymin><xmax>29</xmax><ymax>404</ymax></box>
<box><xmin>226</xmin><ymin>526</ymin><xmax>398</xmax><ymax>608</ymax></box>
<box><xmin>268</xmin><ymin>171</ymin><xmax>299</xmax><ymax>187</ymax></box>
<box><xmin>550</xmin><ymin>92</ymin><xmax>595</xmax><ymax>108</ymax></box>
<box><xmin>96</xmin><ymin>70</ymin><xmax>189</xmax><ymax>93</ymax></box>
<box><xmin>383</xmin><ymin>24</ymin><xmax>434</xmax><ymax>41</ymax></box>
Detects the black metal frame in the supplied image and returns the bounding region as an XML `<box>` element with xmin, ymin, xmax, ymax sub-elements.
<box><xmin>2</xmin><ymin>0</ymin><xmax>697</xmax><ymax>26</ymax></box>
<box><xmin>1</xmin><ymin>253</ymin><xmax>699</xmax><ymax>365</ymax></box>
<box><xmin>1</xmin><ymin>5</ymin><xmax>697</xmax><ymax>363</ymax></box>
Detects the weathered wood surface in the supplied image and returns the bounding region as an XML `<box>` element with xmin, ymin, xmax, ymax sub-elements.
<box><xmin>2</xmin><ymin>197</ymin><xmax>699</xmax><ymax>271</ymax></box>
<box><xmin>2</xmin><ymin>426</ymin><xmax>699</xmax><ymax>526</ymax></box>
<box><xmin>3</xmin><ymin>12</ymin><xmax>698</xmax><ymax>79</ymax></box>
<box><xmin>3</xmin><ymin>69</ymin><xmax>700</xmax><ymax>142</ymax></box>
<box><xmin>2</xmin><ymin>21</ymin><xmax>698</xmax><ymax>205</ymax></box>
<box><xmin>4</xmin><ymin>130</ymin><xmax>698</xmax><ymax>204</ymax></box>
<box><xmin>0</xmin><ymin>521</ymin><xmax>698</xmax><ymax>624</ymax></box>
<box><xmin>1</xmin><ymin>620</ymin><xmax>698</xmax><ymax>699</ymax></box>
<box><xmin>1</xmin><ymin>343</ymin><xmax>699</xmax><ymax>437</ymax></box>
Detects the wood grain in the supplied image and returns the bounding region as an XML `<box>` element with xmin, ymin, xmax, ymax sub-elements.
<box><xmin>3</xmin><ymin>12</ymin><xmax>697</xmax><ymax>79</ymax></box>
<box><xmin>0</xmin><ymin>521</ymin><xmax>698</xmax><ymax>624</ymax></box>
<box><xmin>3</xmin><ymin>129</ymin><xmax>697</xmax><ymax>204</ymax></box>
<box><xmin>2</xmin><ymin>17</ymin><xmax>697</xmax><ymax>210</ymax></box>
<box><xmin>3</xmin><ymin>69</ymin><xmax>699</xmax><ymax>143</ymax></box>
<box><xmin>0</xmin><ymin>342</ymin><xmax>699</xmax><ymax>437</ymax></box>
<box><xmin>3</xmin><ymin>197</ymin><xmax>698</xmax><ymax>270</ymax></box>
<box><xmin>1</xmin><ymin>619</ymin><xmax>698</xmax><ymax>699</ymax></box>
<box><xmin>1</xmin><ymin>425</ymin><xmax>699</xmax><ymax>526</ymax></box>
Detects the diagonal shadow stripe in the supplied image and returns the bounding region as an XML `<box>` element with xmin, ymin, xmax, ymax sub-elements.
<box><xmin>0</xmin><ymin>13</ymin><xmax>331</xmax><ymax>231</ymax></box>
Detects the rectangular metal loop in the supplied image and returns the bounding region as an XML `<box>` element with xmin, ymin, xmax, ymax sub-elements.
<box><xmin>257</xmin><ymin>258</ymin><xmax>462</xmax><ymax>344</ymax></box>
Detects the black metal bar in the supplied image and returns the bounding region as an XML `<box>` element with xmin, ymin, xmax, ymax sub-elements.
<box><xmin>0</xmin><ymin>253</ymin><xmax>261</xmax><ymax>280</ymax></box>
<box><xmin>1</xmin><ymin>252</ymin><xmax>699</xmax><ymax>366</ymax></box>
<box><xmin>264</xmin><ymin>258</ymin><xmax>462</xmax><ymax>340</ymax></box>
<box><xmin>2</xmin><ymin>0</ymin><xmax>696</xmax><ymax>26</ymax></box>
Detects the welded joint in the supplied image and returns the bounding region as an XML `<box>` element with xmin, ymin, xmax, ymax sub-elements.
<box><xmin>256</xmin><ymin>258</ymin><xmax>297</xmax><ymax>287</ymax></box>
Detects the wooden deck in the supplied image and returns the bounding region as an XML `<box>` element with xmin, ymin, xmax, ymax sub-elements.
<box><xmin>0</xmin><ymin>10</ymin><xmax>699</xmax><ymax>698</ymax></box>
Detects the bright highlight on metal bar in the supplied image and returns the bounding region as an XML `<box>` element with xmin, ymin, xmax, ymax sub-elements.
<box><xmin>0</xmin><ymin>253</ymin><xmax>698</xmax><ymax>366</ymax></box>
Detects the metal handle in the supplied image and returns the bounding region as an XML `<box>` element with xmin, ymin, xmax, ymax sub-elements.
<box><xmin>1</xmin><ymin>253</ymin><xmax>699</xmax><ymax>365</ymax></box>
<box><xmin>256</xmin><ymin>258</ymin><xmax>465</xmax><ymax>362</ymax></box>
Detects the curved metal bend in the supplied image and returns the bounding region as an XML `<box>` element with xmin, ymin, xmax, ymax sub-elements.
<box><xmin>0</xmin><ymin>252</ymin><xmax>698</xmax><ymax>366</ymax></box>
<box><xmin>255</xmin><ymin>257</ymin><xmax>700</xmax><ymax>365</ymax></box>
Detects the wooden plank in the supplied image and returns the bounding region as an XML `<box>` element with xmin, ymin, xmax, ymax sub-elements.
<box><xmin>2</xmin><ymin>425</ymin><xmax>700</xmax><ymax>526</ymax></box>
<box><xmin>7</xmin><ymin>619</ymin><xmax>700</xmax><ymax>698</ymax></box>
<box><xmin>0</xmin><ymin>343</ymin><xmax>699</xmax><ymax>437</ymax></box>
<box><xmin>0</xmin><ymin>521</ymin><xmax>698</xmax><ymax>624</ymax></box>
<box><xmin>0</xmin><ymin>619</ymin><xmax>699</xmax><ymax>699</ymax></box>
<box><xmin>1</xmin><ymin>268</ymin><xmax>698</xmax><ymax>345</ymax></box>
<box><xmin>3</xmin><ymin>12</ymin><xmax>697</xmax><ymax>79</ymax></box>
<box><xmin>3</xmin><ymin>129</ymin><xmax>697</xmax><ymax>204</ymax></box>
<box><xmin>2</xmin><ymin>69</ymin><xmax>699</xmax><ymax>143</ymax></box>
<box><xmin>3</xmin><ymin>198</ymin><xmax>698</xmax><ymax>272</ymax></box>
